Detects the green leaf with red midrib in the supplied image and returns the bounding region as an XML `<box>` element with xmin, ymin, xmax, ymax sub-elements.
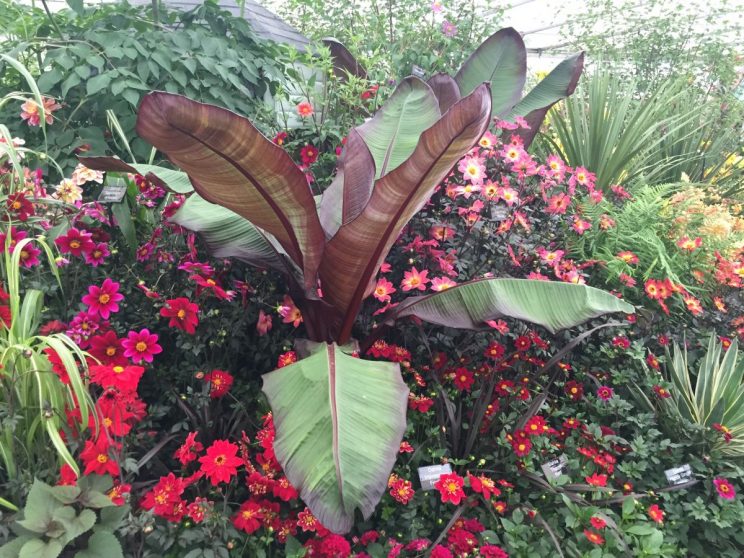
<box><xmin>381</xmin><ymin>278</ymin><xmax>634</xmax><ymax>333</ymax></box>
<box><xmin>262</xmin><ymin>342</ymin><xmax>408</xmax><ymax>534</ymax></box>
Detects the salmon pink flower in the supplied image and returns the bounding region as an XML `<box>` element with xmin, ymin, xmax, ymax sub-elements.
<box><xmin>296</xmin><ymin>101</ymin><xmax>314</xmax><ymax>118</ymax></box>
<box><xmin>82</xmin><ymin>278</ymin><xmax>124</xmax><ymax>319</ymax></box>
<box><xmin>431</xmin><ymin>277</ymin><xmax>456</xmax><ymax>291</ymax></box>
<box><xmin>571</xmin><ymin>216</ymin><xmax>592</xmax><ymax>234</ymax></box>
<box><xmin>677</xmin><ymin>236</ymin><xmax>702</xmax><ymax>251</ymax></box>
<box><xmin>569</xmin><ymin>167</ymin><xmax>595</xmax><ymax>190</ymax></box>
<box><xmin>256</xmin><ymin>309</ymin><xmax>273</xmax><ymax>335</ymax></box>
<box><xmin>457</xmin><ymin>155</ymin><xmax>486</xmax><ymax>185</ymax></box>
<box><xmin>617</xmin><ymin>251</ymin><xmax>639</xmax><ymax>265</ymax></box>
<box><xmin>434</xmin><ymin>472</ymin><xmax>465</xmax><ymax>504</ymax></box>
<box><xmin>20</xmin><ymin>97</ymin><xmax>61</xmax><ymax>126</ymax></box>
<box><xmin>401</xmin><ymin>267</ymin><xmax>430</xmax><ymax>292</ymax></box>
<box><xmin>199</xmin><ymin>439</ymin><xmax>242</xmax><ymax>485</ymax></box>
<box><xmin>373</xmin><ymin>277</ymin><xmax>396</xmax><ymax>303</ymax></box>
<box><xmin>278</xmin><ymin>295</ymin><xmax>302</xmax><ymax>327</ymax></box>
<box><xmin>713</xmin><ymin>477</ymin><xmax>736</xmax><ymax>499</ymax></box>
<box><xmin>545</xmin><ymin>193</ymin><xmax>570</xmax><ymax>214</ymax></box>
<box><xmin>160</xmin><ymin>297</ymin><xmax>199</xmax><ymax>334</ymax></box>
<box><xmin>122</xmin><ymin>328</ymin><xmax>162</xmax><ymax>363</ymax></box>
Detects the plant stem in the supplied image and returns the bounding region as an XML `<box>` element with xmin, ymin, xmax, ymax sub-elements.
<box><xmin>40</xmin><ymin>0</ymin><xmax>64</xmax><ymax>40</ymax></box>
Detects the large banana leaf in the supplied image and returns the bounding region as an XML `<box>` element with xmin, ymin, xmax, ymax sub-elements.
<box><xmin>262</xmin><ymin>342</ymin><xmax>408</xmax><ymax>534</ymax></box>
<box><xmin>319</xmin><ymin>84</ymin><xmax>492</xmax><ymax>342</ymax></box>
<box><xmin>323</xmin><ymin>38</ymin><xmax>367</xmax><ymax>80</ymax></box>
<box><xmin>382</xmin><ymin>278</ymin><xmax>634</xmax><ymax>334</ymax></box>
<box><xmin>318</xmin><ymin>130</ymin><xmax>376</xmax><ymax>239</ymax></box>
<box><xmin>356</xmin><ymin>77</ymin><xmax>441</xmax><ymax>179</ymax></box>
<box><xmin>78</xmin><ymin>156</ymin><xmax>194</xmax><ymax>194</ymax></box>
<box><xmin>454</xmin><ymin>27</ymin><xmax>526</xmax><ymax>117</ymax></box>
<box><xmin>427</xmin><ymin>73</ymin><xmax>461</xmax><ymax>114</ymax></box>
<box><xmin>135</xmin><ymin>92</ymin><xmax>325</xmax><ymax>291</ymax></box>
<box><xmin>503</xmin><ymin>52</ymin><xmax>585</xmax><ymax>121</ymax></box>
<box><xmin>507</xmin><ymin>52</ymin><xmax>585</xmax><ymax>147</ymax></box>
<box><xmin>171</xmin><ymin>195</ymin><xmax>296</xmax><ymax>274</ymax></box>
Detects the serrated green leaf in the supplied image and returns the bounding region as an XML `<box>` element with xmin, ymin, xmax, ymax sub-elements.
<box><xmin>86</xmin><ymin>73</ymin><xmax>112</xmax><ymax>96</ymax></box>
<box><xmin>18</xmin><ymin>539</ymin><xmax>63</xmax><ymax>558</ymax></box>
<box><xmin>74</xmin><ymin>531</ymin><xmax>123</xmax><ymax>558</ymax></box>
<box><xmin>97</xmin><ymin>504</ymin><xmax>129</xmax><ymax>532</ymax></box>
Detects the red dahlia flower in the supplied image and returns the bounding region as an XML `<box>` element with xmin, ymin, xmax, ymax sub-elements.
<box><xmin>199</xmin><ymin>439</ymin><xmax>242</xmax><ymax>485</ymax></box>
<box><xmin>389</xmin><ymin>478</ymin><xmax>415</xmax><ymax>504</ymax></box>
<box><xmin>434</xmin><ymin>472</ymin><xmax>465</xmax><ymax>505</ymax></box>
<box><xmin>232</xmin><ymin>500</ymin><xmax>263</xmax><ymax>533</ymax></box>
<box><xmin>80</xmin><ymin>435</ymin><xmax>120</xmax><ymax>476</ymax></box>
<box><xmin>467</xmin><ymin>473</ymin><xmax>500</xmax><ymax>500</ymax></box>
<box><xmin>590</xmin><ymin>516</ymin><xmax>607</xmax><ymax>529</ymax></box>
<box><xmin>174</xmin><ymin>432</ymin><xmax>204</xmax><ymax>466</ymax></box>
<box><xmin>90</xmin><ymin>363</ymin><xmax>144</xmax><ymax>392</ymax></box>
<box><xmin>647</xmin><ymin>504</ymin><xmax>664</xmax><ymax>524</ymax></box>
<box><xmin>160</xmin><ymin>297</ymin><xmax>199</xmax><ymax>334</ymax></box>
<box><xmin>204</xmin><ymin>369</ymin><xmax>233</xmax><ymax>398</ymax></box>
<box><xmin>584</xmin><ymin>529</ymin><xmax>604</xmax><ymax>545</ymax></box>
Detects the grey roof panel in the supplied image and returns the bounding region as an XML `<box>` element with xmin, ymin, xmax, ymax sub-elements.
<box><xmin>128</xmin><ymin>0</ymin><xmax>310</xmax><ymax>48</ymax></box>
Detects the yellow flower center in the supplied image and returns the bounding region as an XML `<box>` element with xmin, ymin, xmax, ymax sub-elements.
<box><xmin>99</xmin><ymin>294</ymin><xmax>110</xmax><ymax>304</ymax></box>
<box><xmin>69</xmin><ymin>240</ymin><xmax>80</xmax><ymax>249</ymax></box>
<box><xmin>97</xmin><ymin>453</ymin><xmax>108</xmax><ymax>463</ymax></box>
<box><xmin>135</xmin><ymin>341</ymin><xmax>147</xmax><ymax>352</ymax></box>
<box><xmin>113</xmin><ymin>365</ymin><xmax>124</xmax><ymax>374</ymax></box>
<box><xmin>177</xmin><ymin>309</ymin><xmax>186</xmax><ymax>319</ymax></box>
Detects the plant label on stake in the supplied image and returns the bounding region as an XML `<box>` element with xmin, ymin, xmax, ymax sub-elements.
<box><xmin>541</xmin><ymin>454</ymin><xmax>568</xmax><ymax>480</ymax></box>
<box><xmin>417</xmin><ymin>464</ymin><xmax>452</xmax><ymax>490</ymax></box>
<box><xmin>664</xmin><ymin>464</ymin><xmax>693</xmax><ymax>486</ymax></box>
<box><xmin>98</xmin><ymin>182</ymin><xmax>128</xmax><ymax>203</ymax></box>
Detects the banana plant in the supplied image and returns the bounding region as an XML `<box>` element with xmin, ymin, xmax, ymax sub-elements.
<box><xmin>80</xmin><ymin>29</ymin><xmax>631</xmax><ymax>533</ymax></box>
